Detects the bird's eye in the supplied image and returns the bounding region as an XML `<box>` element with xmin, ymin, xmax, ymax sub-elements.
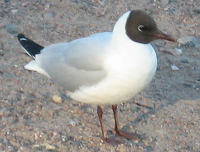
<box><xmin>138</xmin><ymin>25</ymin><xmax>148</xmax><ymax>32</ymax></box>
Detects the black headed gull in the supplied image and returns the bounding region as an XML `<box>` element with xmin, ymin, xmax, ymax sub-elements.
<box><xmin>17</xmin><ymin>10</ymin><xmax>176</xmax><ymax>144</ymax></box>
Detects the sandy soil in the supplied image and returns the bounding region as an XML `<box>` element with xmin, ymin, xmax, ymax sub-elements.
<box><xmin>0</xmin><ymin>0</ymin><xmax>200</xmax><ymax>151</ymax></box>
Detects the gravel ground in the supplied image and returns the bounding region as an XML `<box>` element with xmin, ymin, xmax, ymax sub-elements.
<box><xmin>0</xmin><ymin>0</ymin><xmax>200</xmax><ymax>151</ymax></box>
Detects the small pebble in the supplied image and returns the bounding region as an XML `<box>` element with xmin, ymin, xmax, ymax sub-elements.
<box><xmin>69</xmin><ymin>120</ymin><xmax>78</xmax><ymax>126</ymax></box>
<box><xmin>193</xmin><ymin>8</ymin><xmax>200</xmax><ymax>14</ymax></box>
<box><xmin>43</xmin><ymin>144</ymin><xmax>56</xmax><ymax>150</ymax></box>
<box><xmin>43</xmin><ymin>12</ymin><xmax>55</xmax><ymax>20</ymax></box>
<box><xmin>33</xmin><ymin>144</ymin><xmax>56</xmax><ymax>151</ymax></box>
<box><xmin>168</xmin><ymin>8</ymin><xmax>176</xmax><ymax>14</ymax></box>
<box><xmin>143</xmin><ymin>140</ymin><xmax>150</xmax><ymax>146</ymax></box>
<box><xmin>161</xmin><ymin>48</ymin><xmax>182</xmax><ymax>56</ymax></box>
<box><xmin>182</xmin><ymin>83</ymin><xmax>193</xmax><ymax>88</ymax></box>
<box><xmin>160</xmin><ymin>0</ymin><xmax>169</xmax><ymax>7</ymax></box>
<box><xmin>6</xmin><ymin>23</ymin><xmax>18</xmax><ymax>34</ymax></box>
<box><xmin>181</xmin><ymin>59</ymin><xmax>189</xmax><ymax>63</ymax></box>
<box><xmin>45</xmin><ymin>3</ymin><xmax>51</xmax><ymax>10</ymax></box>
<box><xmin>11</xmin><ymin>10</ymin><xmax>18</xmax><ymax>14</ymax></box>
<box><xmin>171</xmin><ymin>65</ymin><xmax>179</xmax><ymax>71</ymax></box>
<box><xmin>52</xmin><ymin>95</ymin><xmax>62</xmax><ymax>103</ymax></box>
<box><xmin>172</xmin><ymin>48</ymin><xmax>183</xmax><ymax>56</ymax></box>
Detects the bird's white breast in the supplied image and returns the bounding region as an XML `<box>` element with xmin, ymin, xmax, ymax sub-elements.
<box><xmin>70</xmin><ymin>41</ymin><xmax>157</xmax><ymax>105</ymax></box>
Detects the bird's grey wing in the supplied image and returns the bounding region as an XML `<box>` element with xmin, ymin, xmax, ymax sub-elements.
<box><xmin>64</xmin><ymin>32</ymin><xmax>111</xmax><ymax>71</ymax></box>
<box><xmin>36</xmin><ymin>32</ymin><xmax>112</xmax><ymax>92</ymax></box>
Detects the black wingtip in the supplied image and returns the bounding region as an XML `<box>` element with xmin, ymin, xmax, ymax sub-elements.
<box><xmin>17</xmin><ymin>33</ymin><xmax>28</xmax><ymax>45</ymax></box>
<box><xmin>17</xmin><ymin>33</ymin><xmax>26</xmax><ymax>40</ymax></box>
<box><xmin>17</xmin><ymin>33</ymin><xmax>44</xmax><ymax>58</ymax></box>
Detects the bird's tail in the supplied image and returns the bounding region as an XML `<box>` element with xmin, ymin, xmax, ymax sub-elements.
<box><xmin>17</xmin><ymin>34</ymin><xmax>44</xmax><ymax>59</ymax></box>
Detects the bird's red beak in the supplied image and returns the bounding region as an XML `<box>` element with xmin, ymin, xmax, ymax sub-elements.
<box><xmin>153</xmin><ymin>30</ymin><xmax>177</xmax><ymax>42</ymax></box>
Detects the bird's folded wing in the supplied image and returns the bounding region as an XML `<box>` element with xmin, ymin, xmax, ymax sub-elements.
<box><xmin>30</xmin><ymin>32</ymin><xmax>112</xmax><ymax>91</ymax></box>
<box><xmin>64</xmin><ymin>32</ymin><xmax>112</xmax><ymax>71</ymax></box>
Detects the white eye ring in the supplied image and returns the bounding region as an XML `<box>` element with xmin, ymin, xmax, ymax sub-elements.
<box><xmin>138</xmin><ymin>25</ymin><xmax>145</xmax><ymax>32</ymax></box>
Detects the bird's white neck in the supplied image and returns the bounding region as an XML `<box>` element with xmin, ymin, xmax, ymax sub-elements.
<box><xmin>111</xmin><ymin>11</ymin><xmax>130</xmax><ymax>44</ymax></box>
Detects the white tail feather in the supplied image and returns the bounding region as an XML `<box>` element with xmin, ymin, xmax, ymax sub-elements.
<box><xmin>24</xmin><ymin>60</ymin><xmax>50</xmax><ymax>78</ymax></box>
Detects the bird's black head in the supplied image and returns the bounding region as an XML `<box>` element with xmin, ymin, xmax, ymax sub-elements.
<box><xmin>126</xmin><ymin>10</ymin><xmax>176</xmax><ymax>44</ymax></box>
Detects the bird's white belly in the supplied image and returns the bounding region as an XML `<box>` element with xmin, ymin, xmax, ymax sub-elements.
<box><xmin>70</xmin><ymin>45</ymin><xmax>157</xmax><ymax>105</ymax></box>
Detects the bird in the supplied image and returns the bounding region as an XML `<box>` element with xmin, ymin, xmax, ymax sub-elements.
<box><xmin>17</xmin><ymin>10</ymin><xmax>176</xmax><ymax>144</ymax></box>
